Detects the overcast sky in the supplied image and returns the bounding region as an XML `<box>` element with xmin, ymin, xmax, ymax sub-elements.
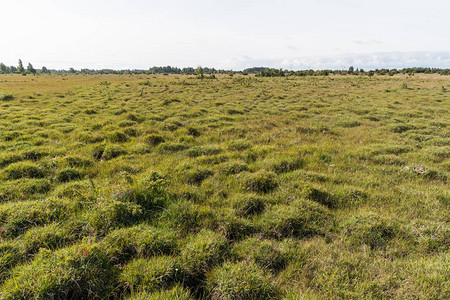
<box><xmin>1</xmin><ymin>0</ymin><xmax>449</xmax><ymax>70</ymax></box>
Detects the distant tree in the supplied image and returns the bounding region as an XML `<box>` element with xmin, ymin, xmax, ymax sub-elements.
<box><xmin>27</xmin><ymin>63</ymin><xmax>36</xmax><ymax>75</ymax></box>
<box><xmin>348</xmin><ymin>66</ymin><xmax>354</xmax><ymax>74</ymax></box>
<box><xmin>196</xmin><ymin>66</ymin><xmax>204</xmax><ymax>79</ymax></box>
<box><xmin>69</xmin><ymin>67</ymin><xmax>76</xmax><ymax>74</ymax></box>
<box><xmin>17</xmin><ymin>59</ymin><xmax>25</xmax><ymax>74</ymax></box>
<box><xmin>0</xmin><ymin>63</ymin><xmax>7</xmax><ymax>74</ymax></box>
<box><xmin>41</xmin><ymin>66</ymin><xmax>49</xmax><ymax>74</ymax></box>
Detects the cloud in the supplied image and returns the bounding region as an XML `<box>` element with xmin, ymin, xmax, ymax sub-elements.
<box><xmin>353</xmin><ymin>39</ymin><xmax>382</xmax><ymax>45</ymax></box>
<box><xmin>224</xmin><ymin>52</ymin><xmax>450</xmax><ymax>70</ymax></box>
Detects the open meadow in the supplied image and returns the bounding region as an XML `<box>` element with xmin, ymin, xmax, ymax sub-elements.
<box><xmin>0</xmin><ymin>73</ymin><xmax>448</xmax><ymax>299</ymax></box>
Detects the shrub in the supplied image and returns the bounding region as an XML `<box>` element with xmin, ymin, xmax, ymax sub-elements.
<box><xmin>243</xmin><ymin>171</ymin><xmax>278</xmax><ymax>193</ymax></box>
<box><xmin>3</xmin><ymin>162</ymin><xmax>45</xmax><ymax>180</ymax></box>
<box><xmin>56</xmin><ymin>167</ymin><xmax>84</xmax><ymax>182</ymax></box>
<box><xmin>0</xmin><ymin>243</ymin><xmax>118</xmax><ymax>299</ymax></box>
<box><xmin>260</xmin><ymin>199</ymin><xmax>333</xmax><ymax>239</ymax></box>
<box><xmin>120</xmin><ymin>256</ymin><xmax>182</xmax><ymax>292</ymax></box>
<box><xmin>0</xmin><ymin>93</ymin><xmax>14</xmax><ymax>101</ymax></box>
<box><xmin>207</xmin><ymin>261</ymin><xmax>281</xmax><ymax>300</ymax></box>
<box><xmin>144</xmin><ymin>134</ymin><xmax>165</xmax><ymax>146</ymax></box>
<box><xmin>232</xmin><ymin>194</ymin><xmax>266</xmax><ymax>217</ymax></box>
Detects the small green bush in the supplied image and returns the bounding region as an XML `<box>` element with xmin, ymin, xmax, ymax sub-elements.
<box><xmin>120</xmin><ymin>256</ymin><xmax>182</xmax><ymax>292</ymax></box>
<box><xmin>0</xmin><ymin>93</ymin><xmax>14</xmax><ymax>101</ymax></box>
<box><xmin>243</xmin><ymin>171</ymin><xmax>278</xmax><ymax>193</ymax></box>
<box><xmin>207</xmin><ymin>260</ymin><xmax>281</xmax><ymax>300</ymax></box>
<box><xmin>3</xmin><ymin>162</ymin><xmax>45</xmax><ymax>180</ymax></box>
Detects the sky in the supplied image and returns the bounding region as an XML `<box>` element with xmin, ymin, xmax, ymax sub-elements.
<box><xmin>1</xmin><ymin>0</ymin><xmax>449</xmax><ymax>70</ymax></box>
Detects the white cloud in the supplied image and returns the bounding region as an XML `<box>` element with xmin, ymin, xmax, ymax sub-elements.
<box><xmin>224</xmin><ymin>52</ymin><xmax>450</xmax><ymax>71</ymax></box>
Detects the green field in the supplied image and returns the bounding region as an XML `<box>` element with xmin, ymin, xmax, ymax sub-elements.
<box><xmin>0</xmin><ymin>74</ymin><xmax>448</xmax><ymax>299</ymax></box>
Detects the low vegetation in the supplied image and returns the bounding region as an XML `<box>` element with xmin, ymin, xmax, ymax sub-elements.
<box><xmin>0</xmin><ymin>73</ymin><xmax>448</xmax><ymax>299</ymax></box>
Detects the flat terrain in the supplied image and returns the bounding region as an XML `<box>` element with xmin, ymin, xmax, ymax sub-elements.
<box><xmin>0</xmin><ymin>74</ymin><xmax>448</xmax><ymax>299</ymax></box>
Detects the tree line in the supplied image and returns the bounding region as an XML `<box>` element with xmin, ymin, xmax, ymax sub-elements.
<box><xmin>1</xmin><ymin>60</ymin><xmax>449</xmax><ymax>76</ymax></box>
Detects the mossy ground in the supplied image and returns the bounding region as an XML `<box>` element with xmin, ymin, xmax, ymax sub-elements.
<box><xmin>0</xmin><ymin>74</ymin><xmax>448</xmax><ymax>299</ymax></box>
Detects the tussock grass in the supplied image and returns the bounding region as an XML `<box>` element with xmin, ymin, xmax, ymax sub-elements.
<box><xmin>0</xmin><ymin>74</ymin><xmax>448</xmax><ymax>299</ymax></box>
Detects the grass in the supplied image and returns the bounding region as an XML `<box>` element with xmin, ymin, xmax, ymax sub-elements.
<box><xmin>0</xmin><ymin>73</ymin><xmax>448</xmax><ymax>299</ymax></box>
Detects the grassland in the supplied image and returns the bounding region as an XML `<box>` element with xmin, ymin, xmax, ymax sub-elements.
<box><xmin>0</xmin><ymin>73</ymin><xmax>448</xmax><ymax>299</ymax></box>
